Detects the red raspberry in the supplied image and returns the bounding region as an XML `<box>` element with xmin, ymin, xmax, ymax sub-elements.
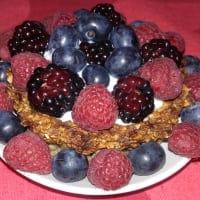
<box><xmin>185</xmin><ymin>72</ymin><xmax>200</xmax><ymax>101</ymax></box>
<box><xmin>43</xmin><ymin>11</ymin><xmax>77</xmax><ymax>34</ymax></box>
<box><xmin>137</xmin><ymin>57</ymin><xmax>183</xmax><ymax>100</ymax></box>
<box><xmin>11</xmin><ymin>52</ymin><xmax>49</xmax><ymax>91</ymax></box>
<box><xmin>3</xmin><ymin>131</ymin><xmax>52</xmax><ymax>174</ymax></box>
<box><xmin>164</xmin><ymin>31</ymin><xmax>185</xmax><ymax>53</ymax></box>
<box><xmin>0</xmin><ymin>83</ymin><xmax>13</xmax><ymax>111</ymax></box>
<box><xmin>132</xmin><ymin>21</ymin><xmax>164</xmax><ymax>48</ymax></box>
<box><xmin>72</xmin><ymin>84</ymin><xmax>118</xmax><ymax>131</ymax></box>
<box><xmin>87</xmin><ymin>149</ymin><xmax>133</xmax><ymax>190</ymax></box>
<box><xmin>168</xmin><ymin>122</ymin><xmax>200</xmax><ymax>158</ymax></box>
<box><xmin>0</xmin><ymin>29</ymin><xmax>13</xmax><ymax>61</ymax></box>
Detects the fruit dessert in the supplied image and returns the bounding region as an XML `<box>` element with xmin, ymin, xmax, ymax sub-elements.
<box><xmin>0</xmin><ymin>2</ymin><xmax>199</xmax><ymax>191</ymax></box>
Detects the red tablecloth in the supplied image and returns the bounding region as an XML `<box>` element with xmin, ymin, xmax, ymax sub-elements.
<box><xmin>0</xmin><ymin>0</ymin><xmax>200</xmax><ymax>199</ymax></box>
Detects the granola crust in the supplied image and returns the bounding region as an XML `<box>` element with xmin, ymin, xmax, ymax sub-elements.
<box><xmin>7</xmin><ymin>84</ymin><xmax>193</xmax><ymax>155</ymax></box>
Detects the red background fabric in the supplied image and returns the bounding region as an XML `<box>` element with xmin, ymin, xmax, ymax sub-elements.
<box><xmin>0</xmin><ymin>0</ymin><xmax>200</xmax><ymax>199</ymax></box>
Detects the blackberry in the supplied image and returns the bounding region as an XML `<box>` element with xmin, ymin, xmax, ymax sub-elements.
<box><xmin>91</xmin><ymin>3</ymin><xmax>126</xmax><ymax>27</ymax></box>
<box><xmin>27</xmin><ymin>64</ymin><xmax>85</xmax><ymax>117</ymax></box>
<box><xmin>113</xmin><ymin>75</ymin><xmax>154</xmax><ymax>123</ymax></box>
<box><xmin>140</xmin><ymin>39</ymin><xmax>183</xmax><ymax>67</ymax></box>
<box><xmin>8</xmin><ymin>21</ymin><xmax>50</xmax><ymax>57</ymax></box>
<box><xmin>80</xmin><ymin>40</ymin><xmax>113</xmax><ymax>65</ymax></box>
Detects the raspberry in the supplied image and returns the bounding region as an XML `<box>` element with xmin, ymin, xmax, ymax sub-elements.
<box><xmin>0</xmin><ymin>83</ymin><xmax>13</xmax><ymax>111</ymax></box>
<box><xmin>185</xmin><ymin>72</ymin><xmax>200</xmax><ymax>101</ymax></box>
<box><xmin>0</xmin><ymin>29</ymin><xmax>13</xmax><ymax>61</ymax></box>
<box><xmin>72</xmin><ymin>84</ymin><xmax>118</xmax><ymax>131</ymax></box>
<box><xmin>43</xmin><ymin>11</ymin><xmax>77</xmax><ymax>34</ymax></box>
<box><xmin>132</xmin><ymin>21</ymin><xmax>164</xmax><ymax>48</ymax></box>
<box><xmin>11</xmin><ymin>52</ymin><xmax>49</xmax><ymax>91</ymax></box>
<box><xmin>137</xmin><ymin>57</ymin><xmax>183</xmax><ymax>100</ymax></box>
<box><xmin>168</xmin><ymin>122</ymin><xmax>200</xmax><ymax>158</ymax></box>
<box><xmin>27</xmin><ymin>64</ymin><xmax>84</xmax><ymax>117</ymax></box>
<box><xmin>113</xmin><ymin>75</ymin><xmax>154</xmax><ymax>123</ymax></box>
<box><xmin>164</xmin><ymin>31</ymin><xmax>185</xmax><ymax>53</ymax></box>
<box><xmin>3</xmin><ymin>131</ymin><xmax>52</xmax><ymax>174</ymax></box>
<box><xmin>87</xmin><ymin>149</ymin><xmax>133</xmax><ymax>190</ymax></box>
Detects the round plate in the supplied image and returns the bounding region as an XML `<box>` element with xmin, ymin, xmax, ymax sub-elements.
<box><xmin>0</xmin><ymin>142</ymin><xmax>190</xmax><ymax>196</ymax></box>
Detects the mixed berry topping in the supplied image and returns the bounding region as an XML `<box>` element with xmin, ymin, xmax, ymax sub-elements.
<box><xmin>113</xmin><ymin>75</ymin><xmax>154</xmax><ymax>123</ymax></box>
<box><xmin>1</xmin><ymin>1</ymin><xmax>200</xmax><ymax>192</ymax></box>
<box><xmin>27</xmin><ymin>64</ymin><xmax>85</xmax><ymax>117</ymax></box>
<box><xmin>8</xmin><ymin>21</ymin><xmax>49</xmax><ymax>56</ymax></box>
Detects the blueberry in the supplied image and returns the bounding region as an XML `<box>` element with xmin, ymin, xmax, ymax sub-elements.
<box><xmin>52</xmin><ymin>47</ymin><xmax>87</xmax><ymax>73</ymax></box>
<box><xmin>82</xmin><ymin>64</ymin><xmax>110</xmax><ymax>87</ymax></box>
<box><xmin>184</xmin><ymin>55</ymin><xmax>200</xmax><ymax>74</ymax></box>
<box><xmin>48</xmin><ymin>25</ymin><xmax>82</xmax><ymax>52</ymax></box>
<box><xmin>74</xmin><ymin>8</ymin><xmax>90</xmax><ymax>19</ymax></box>
<box><xmin>129</xmin><ymin>20</ymin><xmax>145</xmax><ymax>27</ymax></box>
<box><xmin>127</xmin><ymin>142</ymin><xmax>166</xmax><ymax>176</ymax></box>
<box><xmin>180</xmin><ymin>102</ymin><xmax>200</xmax><ymax>126</ymax></box>
<box><xmin>75</xmin><ymin>12</ymin><xmax>112</xmax><ymax>42</ymax></box>
<box><xmin>0</xmin><ymin>110</ymin><xmax>26</xmax><ymax>143</ymax></box>
<box><xmin>109</xmin><ymin>25</ymin><xmax>139</xmax><ymax>49</ymax></box>
<box><xmin>105</xmin><ymin>47</ymin><xmax>141</xmax><ymax>78</ymax></box>
<box><xmin>0</xmin><ymin>62</ymin><xmax>10</xmax><ymax>83</ymax></box>
<box><xmin>52</xmin><ymin>148</ymin><xmax>88</xmax><ymax>182</ymax></box>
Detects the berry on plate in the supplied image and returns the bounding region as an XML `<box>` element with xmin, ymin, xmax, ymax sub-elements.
<box><xmin>168</xmin><ymin>122</ymin><xmax>200</xmax><ymax>158</ymax></box>
<box><xmin>27</xmin><ymin>64</ymin><xmax>84</xmax><ymax>117</ymax></box>
<box><xmin>185</xmin><ymin>72</ymin><xmax>200</xmax><ymax>101</ymax></box>
<box><xmin>128</xmin><ymin>142</ymin><xmax>166</xmax><ymax>175</ymax></box>
<box><xmin>0</xmin><ymin>29</ymin><xmax>13</xmax><ymax>61</ymax></box>
<box><xmin>43</xmin><ymin>11</ymin><xmax>77</xmax><ymax>34</ymax></box>
<box><xmin>0</xmin><ymin>82</ymin><xmax>13</xmax><ymax>111</ymax></box>
<box><xmin>87</xmin><ymin>149</ymin><xmax>133</xmax><ymax>190</ymax></box>
<box><xmin>113</xmin><ymin>75</ymin><xmax>154</xmax><ymax>123</ymax></box>
<box><xmin>8</xmin><ymin>21</ymin><xmax>49</xmax><ymax>57</ymax></box>
<box><xmin>52</xmin><ymin>148</ymin><xmax>88</xmax><ymax>182</ymax></box>
<box><xmin>3</xmin><ymin>131</ymin><xmax>52</xmax><ymax>174</ymax></box>
<box><xmin>132</xmin><ymin>21</ymin><xmax>164</xmax><ymax>47</ymax></box>
<box><xmin>0</xmin><ymin>110</ymin><xmax>26</xmax><ymax>143</ymax></box>
<box><xmin>72</xmin><ymin>84</ymin><xmax>118</xmax><ymax>131</ymax></box>
<box><xmin>140</xmin><ymin>38</ymin><xmax>183</xmax><ymax>67</ymax></box>
<box><xmin>164</xmin><ymin>31</ymin><xmax>185</xmax><ymax>53</ymax></box>
<box><xmin>181</xmin><ymin>102</ymin><xmax>200</xmax><ymax>126</ymax></box>
<box><xmin>11</xmin><ymin>52</ymin><xmax>49</xmax><ymax>91</ymax></box>
<box><xmin>137</xmin><ymin>57</ymin><xmax>183</xmax><ymax>100</ymax></box>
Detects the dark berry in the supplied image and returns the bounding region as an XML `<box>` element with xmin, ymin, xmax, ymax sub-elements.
<box><xmin>109</xmin><ymin>24</ymin><xmax>139</xmax><ymax>49</ymax></box>
<box><xmin>82</xmin><ymin>64</ymin><xmax>110</xmax><ymax>87</ymax></box>
<box><xmin>80</xmin><ymin>40</ymin><xmax>113</xmax><ymax>65</ymax></box>
<box><xmin>128</xmin><ymin>142</ymin><xmax>166</xmax><ymax>175</ymax></box>
<box><xmin>0</xmin><ymin>110</ymin><xmax>26</xmax><ymax>143</ymax></box>
<box><xmin>91</xmin><ymin>3</ymin><xmax>126</xmax><ymax>27</ymax></box>
<box><xmin>8</xmin><ymin>21</ymin><xmax>49</xmax><ymax>57</ymax></box>
<box><xmin>113</xmin><ymin>75</ymin><xmax>154</xmax><ymax>123</ymax></box>
<box><xmin>27</xmin><ymin>64</ymin><xmax>85</xmax><ymax>117</ymax></box>
<box><xmin>140</xmin><ymin>39</ymin><xmax>183</xmax><ymax>67</ymax></box>
<box><xmin>0</xmin><ymin>62</ymin><xmax>10</xmax><ymax>83</ymax></box>
<box><xmin>52</xmin><ymin>148</ymin><xmax>88</xmax><ymax>182</ymax></box>
<box><xmin>75</xmin><ymin>12</ymin><xmax>111</xmax><ymax>42</ymax></box>
<box><xmin>105</xmin><ymin>47</ymin><xmax>141</xmax><ymax>78</ymax></box>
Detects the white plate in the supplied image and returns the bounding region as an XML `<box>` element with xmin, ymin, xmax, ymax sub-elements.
<box><xmin>0</xmin><ymin>142</ymin><xmax>190</xmax><ymax>196</ymax></box>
